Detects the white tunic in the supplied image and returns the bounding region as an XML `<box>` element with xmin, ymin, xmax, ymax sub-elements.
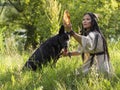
<box><xmin>77</xmin><ymin>31</ymin><xmax>112</xmax><ymax>75</ymax></box>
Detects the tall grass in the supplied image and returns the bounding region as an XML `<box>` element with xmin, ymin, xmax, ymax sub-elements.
<box><xmin>0</xmin><ymin>40</ymin><xmax>120</xmax><ymax>90</ymax></box>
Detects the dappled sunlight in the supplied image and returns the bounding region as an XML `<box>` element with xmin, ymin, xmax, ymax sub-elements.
<box><xmin>0</xmin><ymin>0</ymin><xmax>120</xmax><ymax>89</ymax></box>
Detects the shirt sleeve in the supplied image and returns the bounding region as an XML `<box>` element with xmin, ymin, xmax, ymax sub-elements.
<box><xmin>80</xmin><ymin>32</ymin><xmax>98</xmax><ymax>53</ymax></box>
<box><xmin>77</xmin><ymin>45</ymin><xmax>83</xmax><ymax>53</ymax></box>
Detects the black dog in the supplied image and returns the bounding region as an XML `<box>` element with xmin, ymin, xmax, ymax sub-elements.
<box><xmin>23</xmin><ymin>25</ymin><xmax>70</xmax><ymax>71</ymax></box>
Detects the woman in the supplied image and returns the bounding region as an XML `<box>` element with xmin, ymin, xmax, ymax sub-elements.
<box><xmin>63</xmin><ymin>12</ymin><xmax>112</xmax><ymax>75</ymax></box>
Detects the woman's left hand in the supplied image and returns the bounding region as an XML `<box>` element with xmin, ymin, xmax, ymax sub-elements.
<box><xmin>61</xmin><ymin>49</ymin><xmax>68</xmax><ymax>57</ymax></box>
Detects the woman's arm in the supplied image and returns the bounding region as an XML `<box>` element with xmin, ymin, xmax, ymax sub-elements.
<box><xmin>63</xmin><ymin>11</ymin><xmax>83</xmax><ymax>46</ymax></box>
<box><xmin>69</xmin><ymin>30</ymin><xmax>82</xmax><ymax>46</ymax></box>
<box><xmin>69</xmin><ymin>51</ymin><xmax>81</xmax><ymax>56</ymax></box>
<box><xmin>62</xmin><ymin>51</ymin><xmax>80</xmax><ymax>57</ymax></box>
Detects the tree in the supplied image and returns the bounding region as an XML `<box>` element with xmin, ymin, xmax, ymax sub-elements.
<box><xmin>0</xmin><ymin>0</ymin><xmax>62</xmax><ymax>51</ymax></box>
<box><xmin>0</xmin><ymin>0</ymin><xmax>120</xmax><ymax>53</ymax></box>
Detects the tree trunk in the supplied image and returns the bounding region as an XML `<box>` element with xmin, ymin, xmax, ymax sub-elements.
<box><xmin>24</xmin><ymin>24</ymin><xmax>38</xmax><ymax>50</ymax></box>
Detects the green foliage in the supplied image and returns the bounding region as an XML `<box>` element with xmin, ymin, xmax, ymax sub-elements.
<box><xmin>0</xmin><ymin>26</ymin><xmax>6</xmax><ymax>53</ymax></box>
<box><xmin>0</xmin><ymin>41</ymin><xmax>120</xmax><ymax>90</ymax></box>
<box><xmin>43</xmin><ymin>0</ymin><xmax>62</xmax><ymax>35</ymax></box>
<box><xmin>0</xmin><ymin>0</ymin><xmax>120</xmax><ymax>90</ymax></box>
<box><xmin>0</xmin><ymin>6</ymin><xmax>18</xmax><ymax>22</ymax></box>
<box><xmin>0</xmin><ymin>0</ymin><xmax>120</xmax><ymax>51</ymax></box>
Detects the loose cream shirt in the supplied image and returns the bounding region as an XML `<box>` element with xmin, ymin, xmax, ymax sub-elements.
<box><xmin>77</xmin><ymin>31</ymin><xmax>111</xmax><ymax>74</ymax></box>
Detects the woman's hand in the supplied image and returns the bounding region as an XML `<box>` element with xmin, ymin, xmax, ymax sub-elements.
<box><xmin>61</xmin><ymin>50</ymin><xmax>72</xmax><ymax>58</ymax></box>
<box><xmin>63</xmin><ymin>10</ymin><xmax>72</xmax><ymax>32</ymax></box>
<box><xmin>62</xmin><ymin>52</ymin><xmax>68</xmax><ymax>57</ymax></box>
<box><xmin>61</xmin><ymin>48</ymin><xmax>68</xmax><ymax>57</ymax></box>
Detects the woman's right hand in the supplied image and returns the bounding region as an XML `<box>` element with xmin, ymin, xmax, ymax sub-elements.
<box><xmin>63</xmin><ymin>10</ymin><xmax>72</xmax><ymax>32</ymax></box>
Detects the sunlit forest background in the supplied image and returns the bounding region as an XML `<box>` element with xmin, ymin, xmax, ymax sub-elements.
<box><xmin>0</xmin><ymin>0</ymin><xmax>120</xmax><ymax>90</ymax></box>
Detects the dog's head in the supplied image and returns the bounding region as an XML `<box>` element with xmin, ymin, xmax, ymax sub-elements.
<box><xmin>58</xmin><ymin>25</ymin><xmax>70</xmax><ymax>52</ymax></box>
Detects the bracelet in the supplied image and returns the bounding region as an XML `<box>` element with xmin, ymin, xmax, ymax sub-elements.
<box><xmin>68</xmin><ymin>30</ymin><xmax>75</xmax><ymax>36</ymax></box>
<box><xmin>68</xmin><ymin>52</ymin><xmax>71</xmax><ymax>58</ymax></box>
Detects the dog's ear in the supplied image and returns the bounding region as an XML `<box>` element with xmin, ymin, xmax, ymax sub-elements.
<box><xmin>59</xmin><ymin>25</ymin><xmax>65</xmax><ymax>34</ymax></box>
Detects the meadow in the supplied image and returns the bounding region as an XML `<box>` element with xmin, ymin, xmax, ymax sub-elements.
<box><xmin>0</xmin><ymin>40</ymin><xmax>120</xmax><ymax>90</ymax></box>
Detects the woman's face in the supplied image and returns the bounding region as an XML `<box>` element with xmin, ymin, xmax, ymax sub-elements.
<box><xmin>82</xmin><ymin>14</ymin><xmax>92</xmax><ymax>30</ymax></box>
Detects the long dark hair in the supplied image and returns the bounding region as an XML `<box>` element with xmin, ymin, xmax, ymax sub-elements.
<box><xmin>80</xmin><ymin>12</ymin><xmax>110</xmax><ymax>61</ymax></box>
